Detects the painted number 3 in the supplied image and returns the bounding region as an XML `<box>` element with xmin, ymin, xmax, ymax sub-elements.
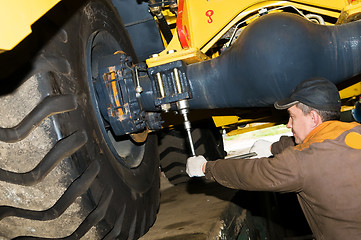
<box><xmin>206</xmin><ymin>10</ymin><xmax>214</xmax><ymax>23</ymax></box>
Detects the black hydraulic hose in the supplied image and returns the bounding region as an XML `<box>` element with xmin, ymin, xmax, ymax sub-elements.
<box><xmin>148</xmin><ymin>0</ymin><xmax>173</xmax><ymax>44</ymax></box>
<box><xmin>157</xmin><ymin>15</ymin><xmax>173</xmax><ymax>44</ymax></box>
<box><xmin>186</xmin><ymin>13</ymin><xmax>361</xmax><ymax>109</ymax></box>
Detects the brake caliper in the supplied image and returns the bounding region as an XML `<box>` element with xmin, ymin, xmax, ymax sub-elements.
<box><xmin>96</xmin><ymin>52</ymin><xmax>161</xmax><ymax>136</ymax></box>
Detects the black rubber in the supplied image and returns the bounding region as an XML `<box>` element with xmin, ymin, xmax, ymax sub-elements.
<box><xmin>0</xmin><ymin>160</ymin><xmax>100</xmax><ymax>221</ymax></box>
<box><xmin>0</xmin><ymin>95</ymin><xmax>77</xmax><ymax>143</ymax></box>
<box><xmin>0</xmin><ymin>0</ymin><xmax>159</xmax><ymax>239</ymax></box>
<box><xmin>0</xmin><ymin>131</ymin><xmax>87</xmax><ymax>186</ymax></box>
<box><xmin>159</xmin><ymin>120</ymin><xmax>225</xmax><ymax>185</ymax></box>
<box><xmin>13</xmin><ymin>186</ymin><xmax>114</xmax><ymax>240</ymax></box>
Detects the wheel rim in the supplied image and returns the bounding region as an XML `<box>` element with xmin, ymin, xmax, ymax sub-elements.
<box><xmin>86</xmin><ymin>30</ymin><xmax>145</xmax><ymax>168</ymax></box>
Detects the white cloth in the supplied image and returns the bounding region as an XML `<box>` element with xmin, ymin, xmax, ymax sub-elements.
<box><xmin>186</xmin><ymin>155</ymin><xmax>207</xmax><ymax>177</ymax></box>
<box><xmin>249</xmin><ymin>139</ymin><xmax>273</xmax><ymax>158</ymax></box>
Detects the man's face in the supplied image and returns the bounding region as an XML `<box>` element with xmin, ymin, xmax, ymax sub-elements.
<box><xmin>286</xmin><ymin>105</ymin><xmax>315</xmax><ymax>144</ymax></box>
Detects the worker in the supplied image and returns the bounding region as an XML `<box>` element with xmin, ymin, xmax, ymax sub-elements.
<box><xmin>186</xmin><ymin>78</ymin><xmax>361</xmax><ymax>239</ymax></box>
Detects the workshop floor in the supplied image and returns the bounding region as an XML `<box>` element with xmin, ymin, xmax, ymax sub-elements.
<box><xmin>140</xmin><ymin>178</ymin><xmax>242</xmax><ymax>240</ymax></box>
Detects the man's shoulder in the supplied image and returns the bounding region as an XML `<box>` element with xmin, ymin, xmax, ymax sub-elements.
<box><xmin>327</xmin><ymin>121</ymin><xmax>361</xmax><ymax>136</ymax></box>
<box><xmin>295</xmin><ymin>121</ymin><xmax>360</xmax><ymax>151</ymax></box>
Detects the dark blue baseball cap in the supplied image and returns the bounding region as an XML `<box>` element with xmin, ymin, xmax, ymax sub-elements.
<box><xmin>274</xmin><ymin>78</ymin><xmax>341</xmax><ymax>111</ymax></box>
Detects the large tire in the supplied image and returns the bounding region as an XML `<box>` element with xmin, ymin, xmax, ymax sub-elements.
<box><xmin>159</xmin><ymin>120</ymin><xmax>225</xmax><ymax>185</ymax></box>
<box><xmin>0</xmin><ymin>1</ymin><xmax>159</xmax><ymax>239</ymax></box>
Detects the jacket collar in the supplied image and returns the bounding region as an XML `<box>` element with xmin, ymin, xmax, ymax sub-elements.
<box><xmin>295</xmin><ymin>121</ymin><xmax>359</xmax><ymax>151</ymax></box>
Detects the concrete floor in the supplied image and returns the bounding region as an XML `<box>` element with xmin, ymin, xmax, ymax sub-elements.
<box><xmin>140</xmin><ymin>177</ymin><xmax>246</xmax><ymax>240</ymax></box>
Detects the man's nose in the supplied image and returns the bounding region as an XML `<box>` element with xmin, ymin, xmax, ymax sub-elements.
<box><xmin>286</xmin><ymin>119</ymin><xmax>292</xmax><ymax>129</ymax></box>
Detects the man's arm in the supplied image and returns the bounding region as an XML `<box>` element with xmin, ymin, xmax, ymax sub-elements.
<box><xmin>204</xmin><ymin>148</ymin><xmax>304</xmax><ymax>192</ymax></box>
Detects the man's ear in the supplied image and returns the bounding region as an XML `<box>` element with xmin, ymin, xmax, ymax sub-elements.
<box><xmin>310</xmin><ymin>110</ymin><xmax>322</xmax><ymax>127</ymax></box>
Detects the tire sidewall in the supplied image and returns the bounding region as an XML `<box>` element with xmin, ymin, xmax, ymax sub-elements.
<box><xmin>56</xmin><ymin>0</ymin><xmax>159</xmax><ymax>194</ymax></box>
<box><xmin>54</xmin><ymin>0</ymin><xmax>160</xmax><ymax>235</ymax></box>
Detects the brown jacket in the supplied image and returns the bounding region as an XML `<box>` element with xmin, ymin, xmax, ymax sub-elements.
<box><xmin>205</xmin><ymin>121</ymin><xmax>361</xmax><ymax>240</ymax></box>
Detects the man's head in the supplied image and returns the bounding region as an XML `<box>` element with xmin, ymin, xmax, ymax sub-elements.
<box><xmin>274</xmin><ymin>78</ymin><xmax>341</xmax><ymax>144</ymax></box>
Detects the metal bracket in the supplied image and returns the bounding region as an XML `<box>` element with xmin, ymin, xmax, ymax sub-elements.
<box><xmin>148</xmin><ymin>60</ymin><xmax>196</xmax><ymax>156</ymax></box>
<box><xmin>148</xmin><ymin>60</ymin><xmax>191</xmax><ymax>111</ymax></box>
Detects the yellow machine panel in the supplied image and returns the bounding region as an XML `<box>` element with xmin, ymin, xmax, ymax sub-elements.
<box><xmin>148</xmin><ymin>0</ymin><xmax>349</xmax><ymax>68</ymax></box>
<box><xmin>178</xmin><ymin>0</ymin><xmax>346</xmax><ymax>51</ymax></box>
<box><xmin>0</xmin><ymin>0</ymin><xmax>60</xmax><ymax>51</ymax></box>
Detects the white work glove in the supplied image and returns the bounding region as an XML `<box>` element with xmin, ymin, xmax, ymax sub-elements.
<box><xmin>249</xmin><ymin>139</ymin><xmax>273</xmax><ymax>158</ymax></box>
<box><xmin>186</xmin><ymin>155</ymin><xmax>207</xmax><ymax>177</ymax></box>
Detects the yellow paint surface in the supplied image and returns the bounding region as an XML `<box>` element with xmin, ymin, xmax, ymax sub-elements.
<box><xmin>0</xmin><ymin>0</ymin><xmax>60</xmax><ymax>51</ymax></box>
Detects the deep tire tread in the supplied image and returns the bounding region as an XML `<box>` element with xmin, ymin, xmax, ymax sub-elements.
<box><xmin>159</xmin><ymin>123</ymin><xmax>224</xmax><ymax>185</ymax></box>
<box><xmin>102</xmin><ymin>205</ymin><xmax>126</xmax><ymax>240</ymax></box>
<box><xmin>0</xmin><ymin>95</ymin><xmax>77</xmax><ymax>143</ymax></box>
<box><xmin>13</xmin><ymin>186</ymin><xmax>114</xmax><ymax>240</ymax></box>
<box><xmin>0</xmin><ymin>160</ymin><xmax>100</xmax><ymax>221</ymax></box>
<box><xmin>0</xmin><ymin>130</ymin><xmax>87</xmax><ymax>186</ymax></box>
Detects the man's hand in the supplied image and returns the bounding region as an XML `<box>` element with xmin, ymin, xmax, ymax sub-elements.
<box><xmin>186</xmin><ymin>155</ymin><xmax>207</xmax><ymax>177</ymax></box>
<box><xmin>249</xmin><ymin>139</ymin><xmax>273</xmax><ymax>158</ymax></box>
<box><xmin>271</xmin><ymin>136</ymin><xmax>295</xmax><ymax>155</ymax></box>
